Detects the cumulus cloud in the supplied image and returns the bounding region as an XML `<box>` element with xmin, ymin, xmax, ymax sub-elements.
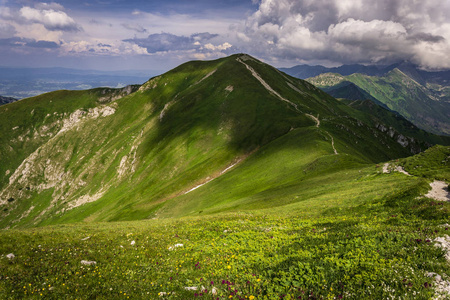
<box><xmin>60</xmin><ymin>40</ymin><xmax>148</xmax><ymax>56</ymax></box>
<box><xmin>237</xmin><ymin>0</ymin><xmax>450</xmax><ymax>69</ymax></box>
<box><xmin>20</xmin><ymin>6</ymin><xmax>81</xmax><ymax>31</ymax></box>
<box><xmin>204</xmin><ymin>42</ymin><xmax>232</xmax><ymax>51</ymax></box>
<box><xmin>124</xmin><ymin>32</ymin><xmax>224</xmax><ymax>54</ymax></box>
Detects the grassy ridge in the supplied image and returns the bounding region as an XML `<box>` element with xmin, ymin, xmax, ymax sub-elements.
<box><xmin>399</xmin><ymin>145</ymin><xmax>450</xmax><ymax>181</ymax></box>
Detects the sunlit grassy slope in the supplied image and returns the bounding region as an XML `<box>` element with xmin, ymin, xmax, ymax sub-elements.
<box><xmin>0</xmin><ymin>54</ymin><xmax>448</xmax><ymax>229</ymax></box>
<box><xmin>400</xmin><ymin>145</ymin><xmax>450</xmax><ymax>181</ymax></box>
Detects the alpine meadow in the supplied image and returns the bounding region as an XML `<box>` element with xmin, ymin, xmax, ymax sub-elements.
<box><xmin>0</xmin><ymin>53</ymin><xmax>449</xmax><ymax>300</ymax></box>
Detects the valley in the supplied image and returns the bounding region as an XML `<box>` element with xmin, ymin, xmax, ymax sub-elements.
<box><xmin>282</xmin><ymin>62</ymin><xmax>450</xmax><ymax>137</ymax></box>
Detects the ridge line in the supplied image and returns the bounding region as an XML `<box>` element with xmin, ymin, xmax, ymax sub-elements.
<box><xmin>237</xmin><ymin>57</ymin><xmax>338</xmax><ymax>155</ymax></box>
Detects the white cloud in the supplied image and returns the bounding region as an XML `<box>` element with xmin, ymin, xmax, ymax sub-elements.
<box><xmin>123</xmin><ymin>32</ymin><xmax>216</xmax><ymax>53</ymax></box>
<box><xmin>20</xmin><ymin>6</ymin><xmax>80</xmax><ymax>31</ymax></box>
<box><xmin>235</xmin><ymin>0</ymin><xmax>450</xmax><ymax>68</ymax></box>
<box><xmin>60</xmin><ymin>40</ymin><xmax>149</xmax><ymax>56</ymax></box>
<box><xmin>203</xmin><ymin>42</ymin><xmax>232</xmax><ymax>51</ymax></box>
<box><xmin>329</xmin><ymin>19</ymin><xmax>407</xmax><ymax>44</ymax></box>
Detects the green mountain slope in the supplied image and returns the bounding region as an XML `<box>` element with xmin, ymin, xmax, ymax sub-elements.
<box><xmin>323</xmin><ymin>81</ymin><xmax>376</xmax><ymax>101</ymax></box>
<box><xmin>0</xmin><ymin>54</ymin><xmax>448</xmax><ymax>229</ymax></box>
<box><xmin>308</xmin><ymin>70</ymin><xmax>450</xmax><ymax>135</ymax></box>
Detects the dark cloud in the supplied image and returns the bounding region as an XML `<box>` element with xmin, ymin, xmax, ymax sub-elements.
<box><xmin>0</xmin><ymin>23</ymin><xmax>16</xmax><ymax>39</ymax></box>
<box><xmin>407</xmin><ymin>32</ymin><xmax>445</xmax><ymax>43</ymax></box>
<box><xmin>124</xmin><ymin>32</ymin><xmax>218</xmax><ymax>53</ymax></box>
<box><xmin>122</xmin><ymin>23</ymin><xmax>147</xmax><ymax>33</ymax></box>
<box><xmin>0</xmin><ymin>37</ymin><xmax>23</xmax><ymax>47</ymax></box>
<box><xmin>0</xmin><ymin>37</ymin><xmax>60</xmax><ymax>49</ymax></box>
<box><xmin>289</xmin><ymin>0</ymin><xmax>339</xmax><ymax>32</ymax></box>
<box><xmin>26</xmin><ymin>40</ymin><xmax>60</xmax><ymax>48</ymax></box>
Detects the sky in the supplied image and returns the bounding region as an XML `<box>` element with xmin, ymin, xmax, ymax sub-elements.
<box><xmin>0</xmin><ymin>0</ymin><xmax>449</xmax><ymax>72</ymax></box>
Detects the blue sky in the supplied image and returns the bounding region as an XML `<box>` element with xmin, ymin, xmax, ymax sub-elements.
<box><xmin>1</xmin><ymin>0</ymin><xmax>449</xmax><ymax>72</ymax></box>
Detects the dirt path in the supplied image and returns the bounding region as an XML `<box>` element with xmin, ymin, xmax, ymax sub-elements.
<box><xmin>236</xmin><ymin>58</ymin><xmax>300</xmax><ymax>112</ymax></box>
<box><xmin>325</xmin><ymin>131</ymin><xmax>338</xmax><ymax>155</ymax></box>
<box><xmin>305</xmin><ymin>114</ymin><xmax>320</xmax><ymax>127</ymax></box>
<box><xmin>195</xmin><ymin>69</ymin><xmax>216</xmax><ymax>85</ymax></box>
<box><xmin>184</xmin><ymin>159</ymin><xmax>243</xmax><ymax>195</ymax></box>
<box><xmin>237</xmin><ymin>57</ymin><xmax>338</xmax><ymax>155</ymax></box>
<box><xmin>425</xmin><ymin>181</ymin><xmax>450</xmax><ymax>201</ymax></box>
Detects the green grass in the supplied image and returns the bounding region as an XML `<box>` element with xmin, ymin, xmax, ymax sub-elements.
<box><xmin>1</xmin><ymin>176</ymin><xmax>449</xmax><ymax>299</ymax></box>
<box><xmin>399</xmin><ymin>145</ymin><xmax>450</xmax><ymax>181</ymax></box>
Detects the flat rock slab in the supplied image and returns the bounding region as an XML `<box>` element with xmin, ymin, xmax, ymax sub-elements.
<box><xmin>425</xmin><ymin>181</ymin><xmax>450</xmax><ymax>202</ymax></box>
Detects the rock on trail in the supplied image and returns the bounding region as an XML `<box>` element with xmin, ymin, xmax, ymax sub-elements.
<box><xmin>425</xmin><ymin>181</ymin><xmax>450</xmax><ymax>202</ymax></box>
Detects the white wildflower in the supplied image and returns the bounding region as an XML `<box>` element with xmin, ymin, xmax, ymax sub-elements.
<box><xmin>168</xmin><ymin>243</ymin><xmax>183</xmax><ymax>251</ymax></box>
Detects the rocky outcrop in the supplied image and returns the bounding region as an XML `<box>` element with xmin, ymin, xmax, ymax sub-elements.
<box><xmin>376</xmin><ymin>123</ymin><xmax>421</xmax><ymax>153</ymax></box>
<box><xmin>0</xmin><ymin>105</ymin><xmax>118</xmax><ymax>220</ymax></box>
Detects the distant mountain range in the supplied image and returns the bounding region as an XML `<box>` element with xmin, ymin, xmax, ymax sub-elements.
<box><xmin>281</xmin><ymin>62</ymin><xmax>450</xmax><ymax>136</ymax></box>
<box><xmin>0</xmin><ymin>95</ymin><xmax>17</xmax><ymax>105</ymax></box>
<box><xmin>279</xmin><ymin>61</ymin><xmax>450</xmax><ymax>82</ymax></box>
<box><xmin>0</xmin><ymin>67</ymin><xmax>155</xmax><ymax>99</ymax></box>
